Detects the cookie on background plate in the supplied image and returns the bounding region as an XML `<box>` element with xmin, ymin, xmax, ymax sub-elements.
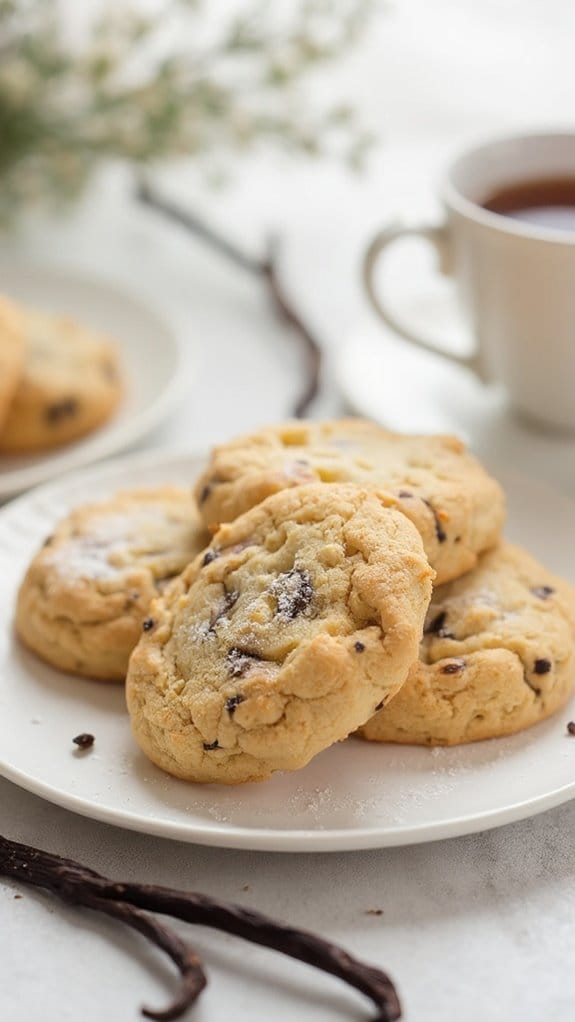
<box><xmin>16</xmin><ymin>488</ymin><xmax>210</xmax><ymax>682</ymax></box>
<box><xmin>0</xmin><ymin>309</ymin><xmax>122</xmax><ymax>453</ymax></box>
<box><xmin>0</xmin><ymin>296</ymin><xmax>25</xmax><ymax>430</ymax></box>
<box><xmin>127</xmin><ymin>483</ymin><xmax>434</xmax><ymax>784</ymax></box>
<box><xmin>194</xmin><ymin>418</ymin><xmax>505</xmax><ymax>585</ymax></box>
<box><xmin>358</xmin><ymin>543</ymin><xmax>575</xmax><ymax>746</ymax></box>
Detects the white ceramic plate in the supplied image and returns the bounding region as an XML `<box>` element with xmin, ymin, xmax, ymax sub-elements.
<box><xmin>1</xmin><ymin>450</ymin><xmax>574</xmax><ymax>852</ymax></box>
<box><xmin>0</xmin><ymin>262</ymin><xmax>188</xmax><ymax>500</ymax></box>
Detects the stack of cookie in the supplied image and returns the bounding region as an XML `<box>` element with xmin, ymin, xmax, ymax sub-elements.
<box><xmin>15</xmin><ymin>419</ymin><xmax>575</xmax><ymax>786</ymax></box>
<box><xmin>0</xmin><ymin>296</ymin><xmax>122</xmax><ymax>454</ymax></box>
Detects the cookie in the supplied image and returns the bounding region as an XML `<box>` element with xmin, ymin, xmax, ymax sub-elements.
<box><xmin>358</xmin><ymin>543</ymin><xmax>575</xmax><ymax>746</ymax></box>
<box><xmin>126</xmin><ymin>483</ymin><xmax>433</xmax><ymax>784</ymax></box>
<box><xmin>0</xmin><ymin>296</ymin><xmax>25</xmax><ymax>430</ymax></box>
<box><xmin>194</xmin><ymin>418</ymin><xmax>505</xmax><ymax>585</ymax></box>
<box><xmin>0</xmin><ymin>309</ymin><xmax>122</xmax><ymax>452</ymax></box>
<box><xmin>16</xmin><ymin>488</ymin><xmax>210</xmax><ymax>681</ymax></box>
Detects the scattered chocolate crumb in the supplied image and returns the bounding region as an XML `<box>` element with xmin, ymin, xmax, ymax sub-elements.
<box><xmin>225</xmin><ymin>694</ymin><xmax>245</xmax><ymax>715</ymax></box>
<box><xmin>203</xmin><ymin>740</ymin><xmax>219</xmax><ymax>751</ymax></box>
<box><xmin>199</xmin><ymin>484</ymin><xmax>211</xmax><ymax>505</ymax></box>
<box><xmin>567</xmin><ymin>721</ymin><xmax>575</xmax><ymax>735</ymax></box>
<box><xmin>365</xmin><ymin>908</ymin><xmax>384</xmax><ymax>916</ymax></box>
<box><xmin>531</xmin><ymin>585</ymin><xmax>555</xmax><ymax>600</ymax></box>
<box><xmin>398</xmin><ymin>490</ymin><xmax>413</xmax><ymax>499</ymax></box>
<box><xmin>354</xmin><ymin>641</ymin><xmax>365</xmax><ymax>653</ymax></box>
<box><xmin>202</xmin><ymin>549</ymin><xmax>219</xmax><ymax>566</ymax></box>
<box><xmin>73</xmin><ymin>733</ymin><xmax>94</xmax><ymax>750</ymax></box>
<box><xmin>142</xmin><ymin>617</ymin><xmax>155</xmax><ymax>632</ymax></box>
<box><xmin>42</xmin><ymin>534</ymin><xmax>54</xmax><ymax>549</ymax></box>
<box><xmin>242</xmin><ymin>884</ymin><xmax>250</xmax><ymax>892</ymax></box>
<box><xmin>422</xmin><ymin>498</ymin><xmax>447</xmax><ymax>543</ymax></box>
<box><xmin>454</xmin><ymin>535</ymin><xmax>462</xmax><ymax>543</ymax></box>
<box><xmin>13</xmin><ymin>894</ymin><xmax>22</xmax><ymax>900</ymax></box>
<box><xmin>374</xmin><ymin>700</ymin><xmax>385</xmax><ymax>712</ymax></box>
<box><xmin>440</xmin><ymin>660</ymin><xmax>465</xmax><ymax>675</ymax></box>
<box><xmin>45</xmin><ymin>398</ymin><xmax>78</xmax><ymax>425</ymax></box>
<box><xmin>534</xmin><ymin>658</ymin><xmax>551</xmax><ymax>675</ymax></box>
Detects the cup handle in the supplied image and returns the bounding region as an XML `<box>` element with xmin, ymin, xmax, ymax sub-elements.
<box><xmin>363</xmin><ymin>222</ymin><xmax>485</xmax><ymax>379</ymax></box>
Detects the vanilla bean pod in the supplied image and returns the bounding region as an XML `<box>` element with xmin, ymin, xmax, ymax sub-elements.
<box><xmin>1</xmin><ymin>834</ymin><xmax>401</xmax><ymax>1022</ymax></box>
<box><xmin>77</xmin><ymin>896</ymin><xmax>206</xmax><ymax>1022</ymax></box>
<box><xmin>135</xmin><ymin>179</ymin><xmax>322</xmax><ymax>418</ymax></box>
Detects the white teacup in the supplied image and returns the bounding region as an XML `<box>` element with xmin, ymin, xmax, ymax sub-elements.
<box><xmin>363</xmin><ymin>132</ymin><xmax>575</xmax><ymax>432</ymax></box>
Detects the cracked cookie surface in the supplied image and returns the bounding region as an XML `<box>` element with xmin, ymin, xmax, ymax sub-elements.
<box><xmin>16</xmin><ymin>488</ymin><xmax>209</xmax><ymax>681</ymax></box>
<box><xmin>194</xmin><ymin>418</ymin><xmax>505</xmax><ymax>585</ymax></box>
<box><xmin>0</xmin><ymin>309</ymin><xmax>122</xmax><ymax>452</ymax></box>
<box><xmin>0</xmin><ymin>296</ymin><xmax>25</xmax><ymax>430</ymax></box>
<box><xmin>359</xmin><ymin>543</ymin><xmax>575</xmax><ymax>746</ymax></box>
<box><xmin>126</xmin><ymin>483</ymin><xmax>433</xmax><ymax>784</ymax></box>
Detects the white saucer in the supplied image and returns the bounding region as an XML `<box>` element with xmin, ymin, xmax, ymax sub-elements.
<box><xmin>0</xmin><ymin>262</ymin><xmax>188</xmax><ymax>499</ymax></box>
<box><xmin>1</xmin><ymin>449</ymin><xmax>575</xmax><ymax>852</ymax></box>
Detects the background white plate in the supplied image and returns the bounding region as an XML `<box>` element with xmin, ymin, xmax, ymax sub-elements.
<box><xmin>1</xmin><ymin>450</ymin><xmax>574</xmax><ymax>852</ymax></box>
<box><xmin>0</xmin><ymin>262</ymin><xmax>188</xmax><ymax>499</ymax></box>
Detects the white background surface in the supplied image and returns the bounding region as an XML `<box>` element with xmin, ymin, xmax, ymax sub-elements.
<box><xmin>3</xmin><ymin>1</ymin><xmax>575</xmax><ymax>1019</ymax></box>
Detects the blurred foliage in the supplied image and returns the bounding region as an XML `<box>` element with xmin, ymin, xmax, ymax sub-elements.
<box><xmin>0</xmin><ymin>0</ymin><xmax>375</xmax><ymax>222</ymax></box>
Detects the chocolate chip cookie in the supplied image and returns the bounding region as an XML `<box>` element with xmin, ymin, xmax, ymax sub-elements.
<box><xmin>0</xmin><ymin>309</ymin><xmax>122</xmax><ymax>452</ymax></box>
<box><xmin>16</xmin><ymin>488</ymin><xmax>210</xmax><ymax>681</ymax></box>
<box><xmin>0</xmin><ymin>296</ymin><xmax>24</xmax><ymax>430</ymax></box>
<box><xmin>194</xmin><ymin>418</ymin><xmax>505</xmax><ymax>585</ymax></box>
<box><xmin>126</xmin><ymin>483</ymin><xmax>434</xmax><ymax>784</ymax></box>
<box><xmin>358</xmin><ymin>543</ymin><xmax>575</xmax><ymax>746</ymax></box>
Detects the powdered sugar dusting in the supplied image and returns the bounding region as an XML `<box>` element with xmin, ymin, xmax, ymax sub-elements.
<box><xmin>46</xmin><ymin>507</ymin><xmax>173</xmax><ymax>583</ymax></box>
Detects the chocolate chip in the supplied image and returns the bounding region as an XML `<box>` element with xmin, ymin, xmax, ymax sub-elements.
<box><xmin>425</xmin><ymin>611</ymin><xmax>447</xmax><ymax>635</ymax></box>
<box><xmin>440</xmin><ymin>660</ymin><xmax>465</xmax><ymax>674</ymax></box>
<box><xmin>202</xmin><ymin>549</ymin><xmax>219</xmax><ymax>566</ymax></box>
<box><xmin>270</xmin><ymin>568</ymin><xmax>313</xmax><ymax>619</ymax></box>
<box><xmin>374</xmin><ymin>700</ymin><xmax>385</xmax><ymax>712</ymax></box>
<box><xmin>567</xmin><ymin>721</ymin><xmax>575</xmax><ymax>736</ymax></box>
<box><xmin>225</xmin><ymin>694</ymin><xmax>245</xmax><ymax>715</ymax></box>
<box><xmin>398</xmin><ymin>490</ymin><xmax>413</xmax><ymax>499</ymax></box>
<box><xmin>354</xmin><ymin>641</ymin><xmax>365</xmax><ymax>653</ymax></box>
<box><xmin>199</xmin><ymin>484</ymin><xmax>211</xmax><ymax>505</ymax></box>
<box><xmin>208</xmin><ymin>590</ymin><xmax>239</xmax><ymax>633</ymax></box>
<box><xmin>73</xmin><ymin>733</ymin><xmax>94</xmax><ymax>750</ymax></box>
<box><xmin>223</xmin><ymin>590</ymin><xmax>239</xmax><ymax>613</ymax></box>
<box><xmin>531</xmin><ymin>585</ymin><xmax>555</xmax><ymax>600</ymax></box>
<box><xmin>142</xmin><ymin>617</ymin><xmax>155</xmax><ymax>631</ymax></box>
<box><xmin>534</xmin><ymin>658</ymin><xmax>551</xmax><ymax>675</ymax></box>
<box><xmin>203</xmin><ymin>740</ymin><xmax>219</xmax><ymax>751</ymax></box>
<box><xmin>45</xmin><ymin>398</ymin><xmax>78</xmax><ymax>424</ymax></box>
<box><xmin>227</xmin><ymin>647</ymin><xmax>263</xmax><ymax>678</ymax></box>
<box><xmin>422</xmin><ymin>498</ymin><xmax>447</xmax><ymax>544</ymax></box>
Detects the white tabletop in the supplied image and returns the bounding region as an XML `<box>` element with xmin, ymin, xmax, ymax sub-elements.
<box><xmin>3</xmin><ymin>2</ymin><xmax>575</xmax><ymax>1019</ymax></box>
